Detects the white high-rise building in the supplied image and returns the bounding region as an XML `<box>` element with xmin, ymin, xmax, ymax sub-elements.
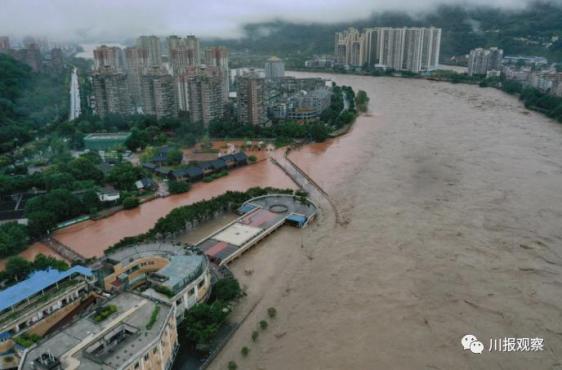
<box><xmin>336</xmin><ymin>26</ymin><xmax>441</xmax><ymax>72</ymax></box>
<box><xmin>468</xmin><ymin>47</ymin><xmax>503</xmax><ymax>76</ymax></box>
<box><xmin>265</xmin><ymin>56</ymin><xmax>285</xmax><ymax>79</ymax></box>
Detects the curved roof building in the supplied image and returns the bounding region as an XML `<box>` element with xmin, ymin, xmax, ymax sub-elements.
<box><xmin>94</xmin><ymin>243</ymin><xmax>211</xmax><ymax>321</ymax></box>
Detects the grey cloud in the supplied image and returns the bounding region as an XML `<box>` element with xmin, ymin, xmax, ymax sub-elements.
<box><xmin>0</xmin><ymin>0</ymin><xmax>555</xmax><ymax>42</ymax></box>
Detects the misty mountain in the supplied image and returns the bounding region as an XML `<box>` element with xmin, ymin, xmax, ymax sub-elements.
<box><xmin>207</xmin><ymin>1</ymin><xmax>562</xmax><ymax>63</ymax></box>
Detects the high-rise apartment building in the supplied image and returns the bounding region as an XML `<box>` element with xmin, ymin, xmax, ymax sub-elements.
<box><xmin>336</xmin><ymin>26</ymin><xmax>441</xmax><ymax>72</ymax></box>
<box><xmin>92</xmin><ymin>66</ymin><xmax>132</xmax><ymax>117</ymax></box>
<box><xmin>334</xmin><ymin>28</ymin><xmax>366</xmax><ymax>66</ymax></box>
<box><xmin>468</xmin><ymin>47</ymin><xmax>503</xmax><ymax>76</ymax></box>
<box><xmin>136</xmin><ymin>35</ymin><xmax>161</xmax><ymax>66</ymax></box>
<box><xmin>167</xmin><ymin>35</ymin><xmax>182</xmax><ymax>54</ymax></box>
<box><xmin>125</xmin><ymin>46</ymin><xmax>150</xmax><ymax>107</ymax></box>
<box><xmin>204</xmin><ymin>46</ymin><xmax>230</xmax><ymax>100</ymax></box>
<box><xmin>16</xmin><ymin>44</ymin><xmax>42</xmax><ymax>72</ymax></box>
<box><xmin>265</xmin><ymin>56</ymin><xmax>285</xmax><ymax>79</ymax></box>
<box><xmin>0</xmin><ymin>36</ymin><xmax>9</xmax><ymax>50</ymax></box>
<box><xmin>168</xmin><ymin>35</ymin><xmax>201</xmax><ymax>75</ymax></box>
<box><xmin>237</xmin><ymin>71</ymin><xmax>267</xmax><ymax>125</ymax></box>
<box><xmin>50</xmin><ymin>48</ymin><xmax>64</xmax><ymax>71</ymax></box>
<box><xmin>93</xmin><ymin>45</ymin><xmax>123</xmax><ymax>71</ymax></box>
<box><xmin>177</xmin><ymin>66</ymin><xmax>224</xmax><ymax>126</ymax></box>
<box><xmin>141</xmin><ymin>66</ymin><xmax>177</xmax><ymax>119</ymax></box>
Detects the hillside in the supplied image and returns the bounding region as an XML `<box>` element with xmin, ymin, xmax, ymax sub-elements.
<box><xmin>205</xmin><ymin>1</ymin><xmax>562</xmax><ymax>65</ymax></box>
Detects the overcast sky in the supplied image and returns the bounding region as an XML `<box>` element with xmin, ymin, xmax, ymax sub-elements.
<box><xmin>0</xmin><ymin>0</ymin><xmax>553</xmax><ymax>43</ymax></box>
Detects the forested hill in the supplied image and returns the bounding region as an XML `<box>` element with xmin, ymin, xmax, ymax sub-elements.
<box><xmin>0</xmin><ymin>54</ymin><xmax>69</xmax><ymax>154</ymax></box>
<box><xmin>206</xmin><ymin>1</ymin><xmax>562</xmax><ymax>63</ymax></box>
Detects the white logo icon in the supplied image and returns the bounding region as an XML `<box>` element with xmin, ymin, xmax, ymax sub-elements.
<box><xmin>462</xmin><ymin>334</ymin><xmax>484</xmax><ymax>354</ymax></box>
<box><xmin>462</xmin><ymin>334</ymin><xmax>478</xmax><ymax>350</ymax></box>
<box><xmin>470</xmin><ymin>341</ymin><xmax>484</xmax><ymax>354</ymax></box>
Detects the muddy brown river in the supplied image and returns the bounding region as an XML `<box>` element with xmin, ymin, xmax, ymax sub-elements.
<box><xmin>206</xmin><ymin>72</ymin><xmax>562</xmax><ymax>370</ymax></box>
<box><xmin>52</xmin><ymin>159</ymin><xmax>296</xmax><ymax>258</ymax></box>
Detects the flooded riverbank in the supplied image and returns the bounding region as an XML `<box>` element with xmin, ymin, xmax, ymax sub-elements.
<box><xmin>208</xmin><ymin>72</ymin><xmax>562</xmax><ymax>370</ymax></box>
<box><xmin>53</xmin><ymin>160</ymin><xmax>296</xmax><ymax>258</ymax></box>
<box><xmin>0</xmin><ymin>242</ymin><xmax>67</xmax><ymax>270</ymax></box>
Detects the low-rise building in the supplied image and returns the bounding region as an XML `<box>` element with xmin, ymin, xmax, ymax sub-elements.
<box><xmin>84</xmin><ymin>132</ymin><xmax>131</xmax><ymax>151</ymax></box>
<box><xmin>21</xmin><ymin>292</ymin><xmax>178</xmax><ymax>370</ymax></box>
<box><xmin>94</xmin><ymin>243</ymin><xmax>211</xmax><ymax>321</ymax></box>
<box><xmin>0</xmin><ymin>266</ymin><xmax>95</xmax><ymax>340</ymax></box>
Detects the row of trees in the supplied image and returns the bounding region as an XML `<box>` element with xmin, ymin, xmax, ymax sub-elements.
<box><xmin>0</xmin><ymin>254</ymin><xmax>69</xmax><ymax>283</ymax></box>
<box><xmin>498</xmin><ymin>80</ymin><xmax>562</xmax><ymax>123</ymax></box>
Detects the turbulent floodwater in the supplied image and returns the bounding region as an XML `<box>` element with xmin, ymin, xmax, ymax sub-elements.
<box><xmin>208</xmin><ymin>72</ymin><xmax>562</xmax><ymax>370</ymax></box>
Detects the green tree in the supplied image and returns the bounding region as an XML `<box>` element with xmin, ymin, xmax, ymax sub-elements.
<box><xmin>211</xmin><ymin>277</ymin><xmax>242</xmax><ymax>302</ymax></box>
<box><xmin>166</xmin><ymin>148</ymin><xmax>183</xmax><ymax>166</ymax></box>
<box><xmin>5</xmin><ymin>256</ymin><xmax>32</xmax><ymax>281</ymax></box>
<box><xmin>33</xmin><ymin>254</ymin><xmax>69</xmax><ymax>271</ymax></box>
<box><xmin>27</xmin><ymin>211</ymin><xmax>57</xmax><ymax>237</ymax></box>
<box><xmin>123</xmin><ymin>197</ymin><xmax>140</xmax><ymax>209</ymax></box>
<box><xmin>25</xmin><ymin>189</ymin><xmax>85</xmax><ymax>222</ymax></box>
<box><xmin>181</xmin><ymin>302</ymin><xmax>230</xmax><ymax>349</ymax></box>
<box><xmin>0</xmin><ymin>222</ymin><xmax>29</xmax><ymax>258</ymax></box>
<box><xmin>355</xmin><ymin>90</ymin><xmax>370</xmax><ymax>112</ymax></box>
<box><xmin>107</xmin><ymin>163</ymin><xmax>143</xmax><ymax>190</ymax></box>
<box><xmin>168</xmin><ymin>180</ymin><xmax>191</xmax><ymax>194</ymax></box>
<box><xmin>66</xmin><ymin>157</ymin><xmax>104</xmax><ymax>183</ymax></box>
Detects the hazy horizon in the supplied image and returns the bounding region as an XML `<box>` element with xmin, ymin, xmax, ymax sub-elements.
<box><xmin>1</xmin><ymin>0</ymin><xmax>560</xmax><ymax>44</ymax></box>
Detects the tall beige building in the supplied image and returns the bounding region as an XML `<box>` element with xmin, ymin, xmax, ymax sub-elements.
<box><xmin>93</xmin><ymin>66</ymin><xmax>132</xmax><ymax>117</ymax></box>
<box><xmin>204</xmin><ymin>46</ymin><xmax>230</xmax><ymax>100</ymax></box>
<box><xmin>334</xmin><ymin>28</ymin><xmax>366</xmax><ymax>66</ymax></box>
<box><xmin>336</xmin><ymin>26</ymin><xmax>441</xmax><ymax>72</ymax></box>
<box><xmin>93</xmin><ymin>45</ymin><xmax>123</xmax><ymax>71</ymax></box>
<box><xmin>142</xmin><ymin>66</ymin><xmax>177</xmax><ymax>119</ymax></box>
<box><xmin>237</xmin><ymin>71</ymin><xmax>267</xmax><ymax>125</ymax></box>
<box><xmin>0</xmin><ymin>36</ymin><xmax>9</xmax><ymax>50</ymax></box>
<box><xmin>168</xmin><ymin>35</ymin><xmax>201</xmax><ymax>75</ymax></box>
<box><xmin>136</xmin><ymin>35</ymin><xmax>161</xmax><ymax>66</ymax></box>
<box><xmin>177</xmin><ymin>66</ymin><xmax>224</xmax><ymax>126</ymax></box>
<box><xmin>125</xmin><ymin>47</ymin><xmax>150</xmax><ymax>107</ymax></box>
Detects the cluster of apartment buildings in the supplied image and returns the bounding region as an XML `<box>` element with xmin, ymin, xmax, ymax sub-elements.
<box><xmin>504</xmin><ymin>65</ymin><xmax>562</xmax><ymax>97</ymax></box>
<box><xmin>91</xmin><ymin>35</ymin><xmax>230</xmax><ymax>126</ymax></box>
<box><xmin>334</xmin><ymin>26</ymin><xmax>442</xmax><ymax>73</ymax></box>
<box><xmin>467</xmin><ymin>46</ymin><xmax>562</xmax><ymax>97</ymax></box>
<box><xmin>0</xmin><ymin>36</ymin><xmax>64</xmax><ymax>73</ymax></box>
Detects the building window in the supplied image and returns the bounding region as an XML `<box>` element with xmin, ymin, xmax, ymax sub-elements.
<box><xmin>176</xmin><ymin>298</ymin><xmax>182</xmax><ymax>305</ymax></box>
<box><xmin>144</xmin><ymin>353</ymin><xmax>149</xmax><ymax>361</ymax></box>
<box><xmin>188</xmin><ymin>288</ymin><xmax>194</xmax><ymax>296</ymax></box>
<box><xmin>197</xmin><ymin>280</ymin><xmax>204</xmax><ymax>289</ymax></box>
<box><xmin>153</xmin><ymin>347</ymin><xmax>158</xmax><ymax>354</ymax></box>
<box><xmin>134</xmin><ymin>362</ymin><xmax>140</xmax><ymax>369</ymax></box>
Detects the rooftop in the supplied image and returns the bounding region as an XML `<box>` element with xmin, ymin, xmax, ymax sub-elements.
<box><xmin>0</xmin><ymin>266</ymin><xmax>93</xmax><ymax>313</ymax></box>
<box><xmin>21</xmin><ymin>292</ymin><xmax>172</xmax><ymax>370</ymax></box>
<box><xmin>84</xmin><ymin>132</ymin><xmax>131</xmax><ymax>140</ymax></box>
<box><xmin>151</xmin><ymin>254</ymin><xmax>206</xmax><ymax>293</ymax></box>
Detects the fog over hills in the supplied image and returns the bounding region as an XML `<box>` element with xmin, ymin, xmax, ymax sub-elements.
<box><xmin>0</xmin><ymin>0</ymin><xmax>560</xmax><ymax>41</ymax></box>
<box><xmin>1</xmin><ymin>1</ymin><xmax>561</xmax><ymax>61</ymax></box>
<box><xmin>212</xmin><ymin>1</ymin><xmax>562</xmax><ymax>62</ymax></box>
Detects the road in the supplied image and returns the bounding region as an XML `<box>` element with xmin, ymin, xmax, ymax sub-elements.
<box><xmin>69</xmin><ymin>67</ymin><xmax>81</xmax><ymax>121</ymax></box>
